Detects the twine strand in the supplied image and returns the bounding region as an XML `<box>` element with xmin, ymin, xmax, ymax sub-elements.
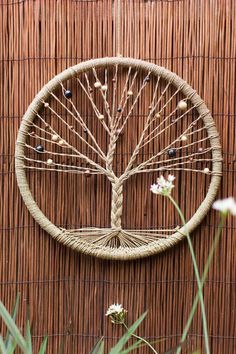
<box><xmin>116</xmin><ymin>0</ymin><xmax>121</xmax><ymax>57</ymax></box>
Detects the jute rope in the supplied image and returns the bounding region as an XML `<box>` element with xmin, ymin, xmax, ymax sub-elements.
<box><xmin>115</xmin><ymin>0</ymin><xmax>121</xmax><ymax>56</ymax></box>
<box><xmin>15</xmin><ymin>57</ymin><xmax>222</xmax><ymax>260</ymax></box>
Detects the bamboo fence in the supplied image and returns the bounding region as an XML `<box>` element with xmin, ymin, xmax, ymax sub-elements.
<box><xmin>0</xmin><ymin>0</ymin><xmax>235</xmax><ymax>353</ymax></box>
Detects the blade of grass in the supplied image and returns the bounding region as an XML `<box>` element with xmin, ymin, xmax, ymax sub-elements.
<box><xmin>91</xmin><ymin>337</ymin><xmax>104</xmax><ymax>354</ymax></box>
<box><xmin>176</xmin><ymin>214</ymin><xmax>226</xmax><ymax>354</ymax></box>
<box><xmin>5</xmin><ymin>339</ymin><xmax>17</xmax><ymax>354</ymax></box>
<box><xmin>0</xmin><ymin>335</ymin><xmax>7</xmax><ymax>354</ymax></box>
<box><xmin>163</xmin><ymin>340</ymin><xmax>186</xmax><ymax>354</ymax></box>
<box><xmin>168</xmin><ymin>195</ymin><xmax>210</xmax><ymax>354</ymax></box>
<box><xmin>122</xmin><ymin>337</ymin><xmax>167</xmax><ymax>353</ymax></box>
<box><xmin>5</xmin><ymin>293</ymin><xmax>20</xmax><ymax>349</ymax></box>
<box><xmin>96</xmin><ymin>341</ymin><xmax>104</xmax><ymax>354</ymax></box>
<box><xmin>26</xmin><ymin>319</ymin><xmax>32</xmax><ymax>354</ymax></box>
<box><xmin>38</xmin><ymin>337</ymin><xmax>48</xmax><ymax>354</ymax></box>
<box><xmin>122</xmin><ymin>322</ymin><xmax>158</xmax><ymax>353</ymax></box>
<box><xmin>0</xmin><ymin>300</ymin><xmax>28</xmax><ymax>353</ymax></box>
<box><xmin>110</xmin><ymin>312</ymin><xmax>147</xmax><ymax>354</ymax></box>
<box><xmin>119</xmin><ymin>339</ymin><xmax>143</xmax><ymax>353</ymax></box>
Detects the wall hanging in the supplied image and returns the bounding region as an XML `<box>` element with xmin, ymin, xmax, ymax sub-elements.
<box><xmin>15</xmin><ymin>2</ymin><xmax>222</xmax><ymax>260</ymax></box>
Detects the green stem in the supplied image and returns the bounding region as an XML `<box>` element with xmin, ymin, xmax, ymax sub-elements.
<box><xmin>168</xmin><ymin>195</ymin><xmax>210</xmax><ymax>354</ymax></box>
<box><xmin>122</xmin><ymin>323</ymin><xmax>158</xmax><ymax>354</ymax></box>
<box><xmin>176</xmin><ymin>214</ymin><xmax>226</xmax><ymax>354</ymax></box>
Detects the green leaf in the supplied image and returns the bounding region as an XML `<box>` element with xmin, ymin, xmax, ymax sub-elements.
<box><xmin>26</xmin><ymin>319</ymin><xmax>32</xmax><ymax>354</ymax></box>
<box><xmin>38</xmin><ymin>337</ymin><xmax>48</xmax><ymax>354</ymax></box>
<box><xmin>121</xmin><ymin>337</ymin><xmax>166</xmax><ymax>353</ymax></box>
<box><xmin>96</xmin><ymin>341</ymin><xmax>104</xmax><ymax>354</ymax></box>
<box><xmin>5</xmin><ymin>293</ymin><xmax>20</xmax><ymax>349</ymax></box>
<box><xmin>110</xmin><ymin>312</ymin><xmax>147</xmax><ymax>354</ymax></box>
<box><xmin>0</xmin><ymin>300</ymin><xmax>28</xmax><ymax>353</ymax></box>
<box><xmin>0</xmin><ymin>335</ymin><xmax>7</xmax><ymax>354</ymax></box>
<box><xmin>90</xmin><ymin>337</ymin><xmax>104</xmax><ymax>354</ymax></box>
<box><xmin>119</xmin><ymin>339</ymin><xmax>143</xmax><ymax>353</ymax></box>
<box><xmin>4</xmin><ymin>337</ymin><xmax>17</xmax><ymax>354</ymax></box>
<box><xmin>163</xmin><ymin>342</ymin><xmax>185</xmax><ymax>354</ymax></box>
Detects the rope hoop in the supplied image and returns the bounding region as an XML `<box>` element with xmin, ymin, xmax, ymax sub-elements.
<box><xmin>15</xmin><ymin>57</ymin><xmax>222</xmax><ymax>260</ymax></box>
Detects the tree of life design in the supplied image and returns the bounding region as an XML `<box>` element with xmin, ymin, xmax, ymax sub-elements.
<box><xmin>15</xmin><ymin>58</ymin><xmax>222</xmax><ymax>260</ymax></box>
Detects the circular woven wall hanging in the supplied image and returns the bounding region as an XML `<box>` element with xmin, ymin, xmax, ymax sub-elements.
<box><xmin>15</xmin><ymin>57</ymin><xmax>222</xmax><ymax>260</ymax></box>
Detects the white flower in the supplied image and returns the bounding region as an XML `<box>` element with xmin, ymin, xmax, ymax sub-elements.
<box><xmin>212</xmin><ymin>197</ymin><xmax>236</xmax><ymax>215</ymax></box>
<box><xmin>167</xmin><ymin>174</ymin><xmax>175</xmax><ymax>182</ymax></box>
<box><xmin>106</xmin><ymin>303</ymin><xmax>124</xmax><ymax>316</ymax></box>
<box><xmin>105</xmin><ymin>303</ymin><xmax>127</xmax><ymax>324</ymax></box>
<box><xmin>150</xmin><ymin>184</ymin><xmax>162</xmax><ymax>194</ymax></box>
<box><xmin>150</xmin><ymin>174</ymin><xmax>175</xmax><ymax>196</ymax></box>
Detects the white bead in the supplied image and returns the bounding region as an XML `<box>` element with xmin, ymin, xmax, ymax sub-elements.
<box><xmin>117</xmin><ymin>128</ymin><xmax>123</xmax><ymax>135</ymax></box>
<box><xmin>51</xmin><ymin>134</ymin><xmax>58</xmax><ymax>141</ymax></box>
<box><xmin>44</xmin><ymin>102</ymin><xmax>49</xmax><ymax>107</ymax></box>
<box><xmin>178</xmin><ymin>100</ymin><xmax>187</xmax><ymax>111</ymax></box>
<box><xmin>58</xmin><ymin>140</ymin><xmax>64</xmax><ymax>146</ymax></box>
<box><xmin>181</xmin><ymin>135</ymin><xmax>187</xmax><ymax>141</ymax></box>
<box><xmin>84</xmin><ymin>169</ymin><xmax>91</xmax><ymax>177</ymax></box>
<box><xmin>155</xmin><ymin>113</ymin><xmax>161</xmax><ymax>118</ymax></box>
<box><xmin>203</xmin><ymin>167</ymin><xmax>210</xmax><ymax>174</ymax></box>
<box><xmin>127</xmin><ymin>90</ymin><xmax>133</xmax><ymax>96</ymax></box>
<box><xmin>94</xmin><ymin>81</ymin><xmax>101</xmax><ymax>88</ymax></box>
<box><xmin>47</xmin><ymin>159</ymin><xmax>53</xmax><ymax>165</ymax></box>
<box><xmin>101</xmin><ymin>85</ymin><xmax>108</xmax><ymax>91</ymax></box>
<box><xmin>98</xmin><ymin>114</ymin><xmax>104</xmax><ymax>120</ymax></box>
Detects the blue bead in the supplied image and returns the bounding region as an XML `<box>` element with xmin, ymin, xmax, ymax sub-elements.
<box><xmin>64</xmin><ymin>90</ymin><xmax>72</xmax><ymax>99</ymax></box>
<box><xmin>167</xmin><ymin>148</ymin><xmax>176</xmax><ymax>158</ymax></box>
<box><xmin>35</xmin><ymin>145</ymin><xmax>44</xmax><ymax>153</ymax></box>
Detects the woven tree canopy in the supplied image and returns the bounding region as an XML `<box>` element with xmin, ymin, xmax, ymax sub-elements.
<box><xmin>15</xmin><ymin>57</ymin><xmax>222</xmax><ymax>260</ymax></box>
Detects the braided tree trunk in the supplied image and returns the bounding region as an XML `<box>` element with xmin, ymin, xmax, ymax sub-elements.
<box><xmin>111</xmin><ymin>179</ymin><xmax>123</xmax><ymax>230</ymax></box>
<box><xmin>106</xmin><ymin>133</ymin><xmax>124</xmax><ymax>231</ymax></box>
